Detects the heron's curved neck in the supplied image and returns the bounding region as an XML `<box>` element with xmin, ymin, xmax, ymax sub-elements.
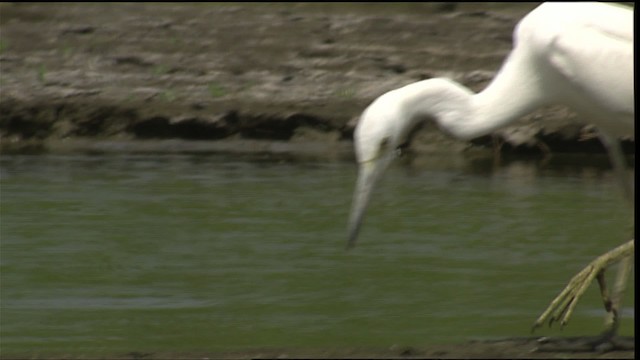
<box><xmin>400</xmin><ymin>52</ymin><xmax>546</xmax><ymax>140</ymax></box>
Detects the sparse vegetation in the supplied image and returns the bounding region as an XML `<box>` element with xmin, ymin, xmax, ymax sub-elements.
<box><xmin>208</xmin><ymin>82</ymin><xmax>226</xmax><ymax>98</ymax></box>
<box><xmin>333</xmin><ymin>86</ymin><xmax>356</xmax><ymax>99</ymax></box>
<box><xmin>153</xmin><ymin>65</ymin><xmax>170</xmax><ymax>75</ymax></box>
<box><xmin>161</xmin><ymin>89</ymin><xmax>176</xmax><ymax>102</ymax></box>
<box><xmin>36</xmin><ymin>65</ymin><xmax>46</xmax><ymax>84</ymax></box>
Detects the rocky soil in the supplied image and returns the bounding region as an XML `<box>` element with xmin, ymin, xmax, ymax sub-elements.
<box><xmin>0</xmin><ymin>3</ymin><xmax>633</xmax><ymax>158</ymax></box>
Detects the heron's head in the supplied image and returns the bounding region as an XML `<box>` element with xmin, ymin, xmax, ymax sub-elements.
<box><xmin>346</xmin><ymin>78</ymin><xmax>471</xmax><ymax>248</ymax></box>
<box><xmin>347</xmin><ymin>95</ymin><xmax>405</xmax><ymax>249</ymax></box>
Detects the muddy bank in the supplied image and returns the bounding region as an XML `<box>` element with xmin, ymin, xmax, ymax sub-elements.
<box><xmin>4</xmin><ymin>336</ymin><xmax>635</xmax><ymax>359</ymax></box>
<box><xmin>0</xmin><ymin>3</ymin><xmax>633</xmax><ymax>157</ymax></box>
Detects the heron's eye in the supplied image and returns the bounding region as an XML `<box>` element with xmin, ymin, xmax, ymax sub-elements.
<box><xmin>376</xmin><ymin>137</ymin><xmax>391</xmax><ymax>158</ymax></box>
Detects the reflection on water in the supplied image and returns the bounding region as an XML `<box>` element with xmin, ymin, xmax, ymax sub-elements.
<box><xmin>0</xmin><ymin>153</ymin><xmax>634</xmax><ymax>355</ymax></box>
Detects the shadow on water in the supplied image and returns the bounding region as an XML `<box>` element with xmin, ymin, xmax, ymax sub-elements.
<box><xmin>398</xmin><ymin>152</ymin><xmax>634</xmax><ymax>197</ymax></box>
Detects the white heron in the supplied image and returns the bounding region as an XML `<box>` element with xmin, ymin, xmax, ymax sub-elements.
<box><xmin>347</xmin><ymin>1</ymin><xmax>634</xmax><ymax>342</ymax></box>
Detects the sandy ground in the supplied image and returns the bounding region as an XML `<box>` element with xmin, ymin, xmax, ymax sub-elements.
<box><xmin>5</xmin><ymin>337</ymin><xmax>635</xmax><ymax>360</ymax></box>
<box><xmin>0</xmin><ymin>3</ymin><xmax>634</xmax><ymax>359</ymax></box>
<box><xmin>0</xmin><ymin>3</ymin><xmax>633</xmax><ymax>157</ymax></box>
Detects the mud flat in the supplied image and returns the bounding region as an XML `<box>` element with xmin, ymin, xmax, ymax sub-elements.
<box><xmin>0</xmin><ymin>3</ymin><xmax>633</xmax><ymax>158</ymax></box>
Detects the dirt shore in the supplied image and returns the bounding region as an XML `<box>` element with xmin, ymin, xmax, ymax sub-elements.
<box><xmin>3</xmin><ymin>336</ymin><xmax>635</xmax><ymax>360</ymax></box>
<box><xmin>0</xmin><ymin>3</ymin><xmax>634</xmax><ymax>359</ymax></box>
<box><xmin>0</xmin><ymin>3</ymin><xmax>633</xmax><ymax>157</ymax></box>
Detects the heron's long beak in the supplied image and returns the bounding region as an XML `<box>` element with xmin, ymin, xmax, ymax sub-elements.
<box><xmin>347</xmin><ymin>159</ymin><xmax>386</xmax><ymax>249</ymax></box>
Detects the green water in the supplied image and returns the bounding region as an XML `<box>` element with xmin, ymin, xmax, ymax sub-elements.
<box><xmin>0</xmin><ymin>153</ymin><xmax>634</xmax><ymax>356</ymax></box>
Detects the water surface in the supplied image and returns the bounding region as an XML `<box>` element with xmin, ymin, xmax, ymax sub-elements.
<box><xmin>0</xmin><ymin>153</ymin><xmax>634</xmax><ymax>355</ymax></box>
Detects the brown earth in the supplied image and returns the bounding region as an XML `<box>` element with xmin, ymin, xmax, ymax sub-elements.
<box><xmin>0</xmin><ymin>2</ymin><xmax>634</xmax><ymax>158</ymax></box>
<box><xmin>7</xmin><ymin>336</ymin><xmax>635</xmax><ymax>360</ymax></box>
<box><xmin>0</xmin><ymin>3</ymin><xmax>634</xmax><ymax>359</ymax></box>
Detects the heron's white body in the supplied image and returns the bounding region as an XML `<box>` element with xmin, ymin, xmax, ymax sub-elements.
<box><xmin>347</xmin><ymin>2</ymin><xmax>635</xmax><ymax>334</ymax></box>
<box><xmin>354</xmin><ymin>2</ymin><xmax>633</xmax><ymax>167</ymax></box>
<box><xmin>349</xmin><ymin>2</ymin><xmax>634</xmax><ymax>247</ymax></box>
